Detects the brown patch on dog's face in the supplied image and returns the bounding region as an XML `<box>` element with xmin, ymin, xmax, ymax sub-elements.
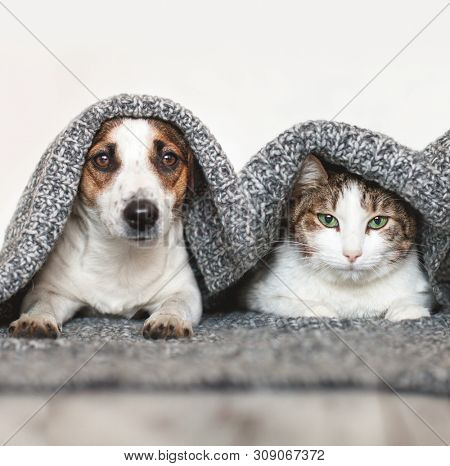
<box><xmin>79</xmin><ymin>118</ymin><xmax>123</xmax><ymax>207</ymax></box>
<box><xmin>78</xmin><ymin>117</ymin><xmax>196</xmax><ymax>242</ymax></box>
<box><xmin>79</xmin><ymin>118</ymin><xmax>194</xmax><ymax>211</ymax></box>
<box><xmin>147</xmin><ymin>119</ymin><xmax>192</xmax><ymax>210</ymax></box>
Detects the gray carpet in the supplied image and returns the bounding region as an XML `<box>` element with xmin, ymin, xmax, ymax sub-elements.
<box><xmin>0</xmin><ymin>311</ymin><xmax>448</xmax><ymax>395</ymax></box>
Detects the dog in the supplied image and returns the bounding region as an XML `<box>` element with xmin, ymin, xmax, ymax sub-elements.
<box><xmin>9</xmin><ymin>118</ymin><xmax>202</xmax><ymax>339</ymax></box>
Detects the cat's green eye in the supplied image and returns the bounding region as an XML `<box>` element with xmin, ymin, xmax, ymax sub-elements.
<box><xmin>368</xmin><ymin>216</ymin><xmax>388</xmax><ymax>229</ymax></box>
<box><xmin>318</xmin><ymin>214</ymin><xmax>339</xmax><ymax>228</ymax></box>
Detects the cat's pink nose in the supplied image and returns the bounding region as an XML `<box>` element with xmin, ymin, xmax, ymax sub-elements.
<box><xmin>343</xmin><ymin>250</ymin><xmax>362</xmax><ymax>263</ymax></box>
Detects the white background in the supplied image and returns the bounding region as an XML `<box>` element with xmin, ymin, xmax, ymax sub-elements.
<box><xmin>0</xmin><ymin>0</ymin><xmax>449</xmax><ymax>241</ymax></box>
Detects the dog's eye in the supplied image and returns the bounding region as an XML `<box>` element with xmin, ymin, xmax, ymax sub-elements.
<box><xmin>161</xmin><ymin>152</ymin><xmax>179</xmax><ymax>168</ymax></box>
<box><xmin>92</xmin><ymin>153</ymin><xmax>113</xmax><ymax>171</ymax></box>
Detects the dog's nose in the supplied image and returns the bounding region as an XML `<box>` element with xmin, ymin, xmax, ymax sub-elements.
<box><xmin>123</xmin><ymin>199</ymin><xmax>159</xmax><ymax>231</ymax></box>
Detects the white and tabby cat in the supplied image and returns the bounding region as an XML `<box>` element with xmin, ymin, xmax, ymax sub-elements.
<box><xmin>245</xmin><ymin>155</ymin><xmax>432</xmax><ymax>321</ymax></box>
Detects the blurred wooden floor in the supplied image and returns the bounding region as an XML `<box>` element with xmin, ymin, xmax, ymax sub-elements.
<box><xmin>1</xmin><ymin>390</ymin><xmax>448</xmax><ymax>446</ymax></box>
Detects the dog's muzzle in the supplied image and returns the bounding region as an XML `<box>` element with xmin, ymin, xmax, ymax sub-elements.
<box><xmin>123</xmin><ymin>199</ymin><xmax>159</xmax><ymax>239</ymax></box>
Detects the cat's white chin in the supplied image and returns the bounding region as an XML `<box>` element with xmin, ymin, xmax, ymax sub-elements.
<box><xmin>244</xmin><ymin>243</ymin><xmax>432</xmax><ymax>320</ymax></box>
<box><xmin>336</xmin><ymin>270</ymin><xmax>372</xmax><ymax>283</ymax></box>
<box><xmin>318</xmin><ymin>262</ymin><xmax>392</xmax><ymax>284</ymax></box>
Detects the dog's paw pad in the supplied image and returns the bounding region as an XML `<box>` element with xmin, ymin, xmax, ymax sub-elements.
<box><xmin>9</xmin><ymin>315</ymin><xmax>61</xmax><ymax>339</ymax></box>
<box><xmin>143</xmin><ymin>315</ymin><xmax>193</xmax><ymax>340</ymax></box>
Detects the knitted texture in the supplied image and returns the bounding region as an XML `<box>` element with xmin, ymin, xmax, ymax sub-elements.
<box><xmin>0</xmin><ymin>95</ymin><xmax>449</xmax><ymax>323</ymax></box>
<box><xmin>0</xmin><ymin>312</ymin><xmax>448</xmax><ymax>395</ymax></box>
<box><xmin>239</xmin><ymin>122</ymin><xmax>450</xmax><ymax>307</ymax></box>
<box><xmin>0</xmin><ymin>94</ymin><xmax>236</xmax><ymax>320</ymax></box>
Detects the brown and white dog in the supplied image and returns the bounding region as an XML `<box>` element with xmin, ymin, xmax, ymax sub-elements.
<box><xmin>9</xmin><ymin>118</ymin><xmax>202</xmax><ymax>339</ymax></box>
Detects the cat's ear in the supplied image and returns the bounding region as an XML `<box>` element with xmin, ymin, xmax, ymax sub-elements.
<box><xmin>295</xmin><ymin>155</ymin><xmax>328</xmax><ymax>190</ymax></box>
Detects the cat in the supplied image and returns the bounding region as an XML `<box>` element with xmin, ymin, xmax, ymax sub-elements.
<box><xmin>244</xmin><ymin>155</ymin><xmax>432</xmax><ymax>320</ymax></box>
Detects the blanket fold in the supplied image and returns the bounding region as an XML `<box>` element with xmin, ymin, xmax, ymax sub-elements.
<box><xmin>0</xmin><ymin>94</ymin><xmax>235</xmax><ymax>320</ymax></box>
<box><xmin>0</xmin><ymin>95</ymin><xmax>448</xmax><ymax>324</ymax></box>
<box><xmin>239</xmin><ymin>121</ymin><xmax>449</xmax><ymax>308</ymax></box>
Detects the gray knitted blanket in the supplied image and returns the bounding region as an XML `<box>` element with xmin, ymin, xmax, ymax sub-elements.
<box><xmin>0</xmin><ymin>312</ymin><xmax>448</xmax><ymax>395</ymax></box>
<box><xmin>0</xmin><ymin>95</ymin><xmax>448</xmax><ymax>394</ymax></box>
<box><xmin>0</xmin><ymin>95</ymin><xmax>448</xmax><ymax>317</ymax></box>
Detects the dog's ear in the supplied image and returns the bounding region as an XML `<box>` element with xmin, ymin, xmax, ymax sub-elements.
<box><xmin>187</xmin><ymin>148</ymin><xmax>199</xmax><ymax>196</ymax></box>
<box><xmin>185</xmin><ymin>147</ymin><xmax>208</xmax><ymax>202</ymax></box>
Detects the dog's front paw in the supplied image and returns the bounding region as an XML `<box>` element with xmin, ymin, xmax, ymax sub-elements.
<box><xmin>385</xmin><ymin>305</ymin><xmax>430</xmax><ymax>322</ymax></box>
<box><xmin>143</xmin><ymin>314</ymin><xmax>193</xmax><ymax>340</ymax></box>
<box><xmin>9</xmin><ymin>314</ymin><xmax>61</xmax><ymax>339</ymax></box>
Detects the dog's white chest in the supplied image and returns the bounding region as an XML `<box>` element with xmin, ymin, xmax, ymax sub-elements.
<box><xmin>39</xmin><ymin>215</ymin><xmax>189</xmax><ymax>317</ymax></box>
<box><xmin>75</xmin><ymin>255</ymin><xmax>167</xmax><ymax>316</ymax></box>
